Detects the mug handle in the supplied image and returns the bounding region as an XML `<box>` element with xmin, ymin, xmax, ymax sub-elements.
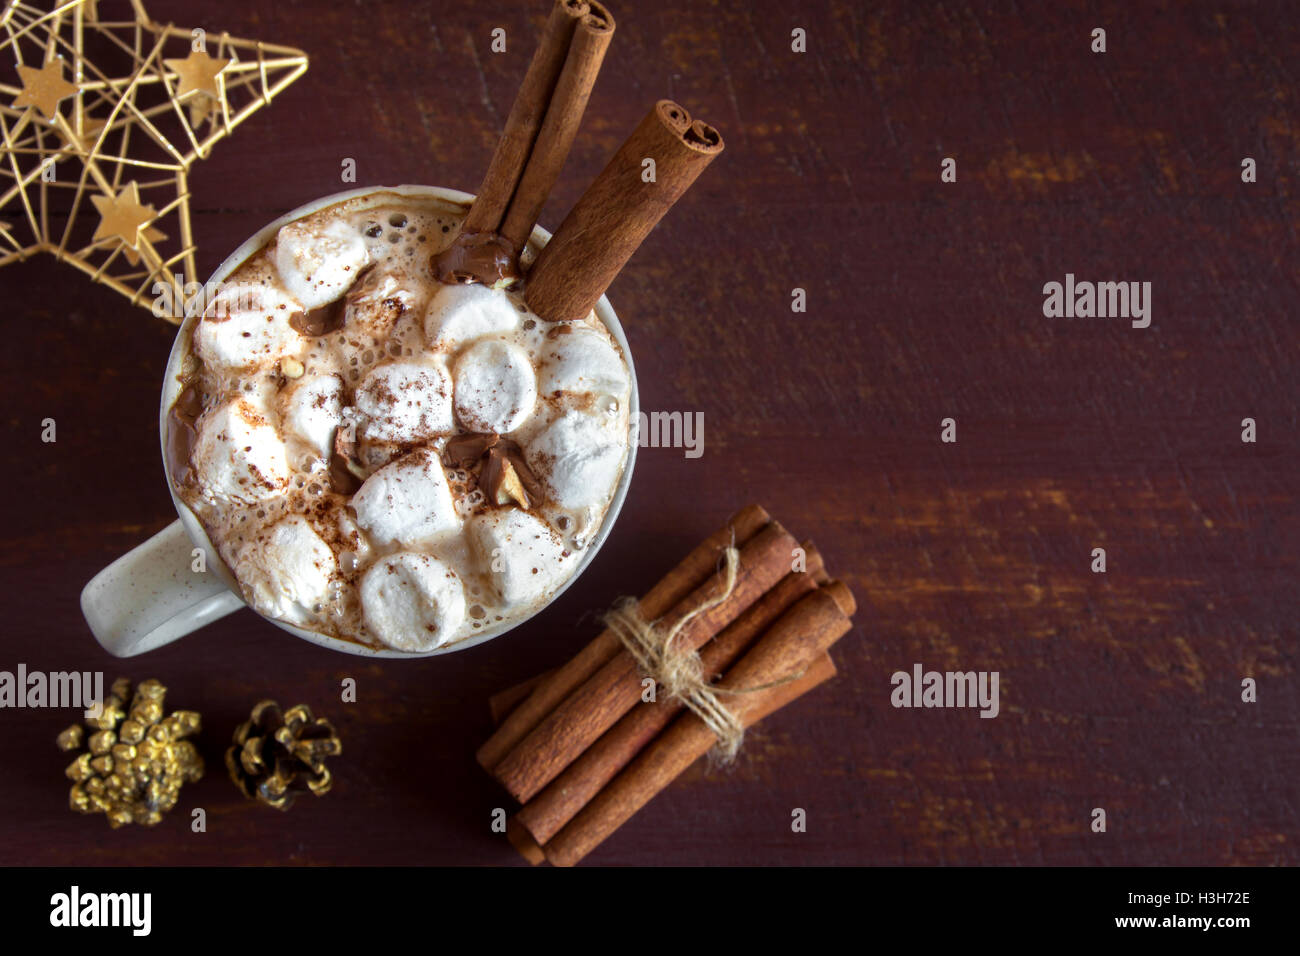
<box><xmin>81</xmin><ymin>520</ymin><xmax>245</xmax><ymax>658</ymax></box>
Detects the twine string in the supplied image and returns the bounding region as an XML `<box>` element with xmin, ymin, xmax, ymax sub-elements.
<box><xmin>603</xmin><ymin>543</ymin><xmax>806</xmax><ymax>763</ymax></box>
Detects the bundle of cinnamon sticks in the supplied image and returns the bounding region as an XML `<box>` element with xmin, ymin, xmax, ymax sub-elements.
<box><xmin>435</xmin><ymin>0</ymin><xmax>724</xmax><ymax>322</ymax></box>
<box><xmin>478</xmin><ymin>505</ymin><xmax>858</xmax><ymax>865</ymax></box>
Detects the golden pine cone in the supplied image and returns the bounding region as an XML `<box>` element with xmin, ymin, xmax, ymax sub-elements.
<box><xmin>56</xmin><ymin>677</ymin><xmax>203</xmax><ymax>828</ymax></box>
<box><xmin>226</xmin><ymin>700</ymin><xmax>341</xmax><ymax>810</ymax></box>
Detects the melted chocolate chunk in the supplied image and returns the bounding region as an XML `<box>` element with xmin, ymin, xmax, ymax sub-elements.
<box><xmin>444</xmin><ymin>432</ymin><xmax>542</xmax><ymax>509</ymax></box>
<box><xmin>444</xmin><ymin>432</ymin><xmax>499</xmax><ymax>469</ymax></box>
<box><xmin>290</xmin><ymin>297</ymin><xmax>347</xmax><ymax>337</ymax></box>
<box><xmin>289</xmin><ymin>265</ymin><xmax>376</xmax><ymax>337</ymax></box>
<box><xmin>328</xmin><ymin>427</ymin><xmax>364</xmax><ymax>495</ymax></box>
<box><xmin>346</xmin><ymin>264</ymin><xmax>379</xmax><ymax>300</ymax></box>
<box><xmin>497</xmin><ymin>441</ymin><xmax>544</xmax><ymax>506</ymax></box>
<box><xmin>431</xmin><ymin>231</ymin><xmax>518</xmax><ymax>286</ymax></box>
<box><xmin>328</xmin><ymin>452</ymin><xmax>362</xmax><ymax>495</ymax></box>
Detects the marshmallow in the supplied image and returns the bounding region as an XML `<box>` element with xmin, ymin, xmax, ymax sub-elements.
<box><xmin>354</xmin><ymin>361</ymin><xmax>454</xmax><ymax>443</ymax></box>
<box><xmin>424</xmin><ymin>282</ymin><xmax>520</xmax><ymax>348</ymax></box>
<box><xmin>278</xmin><ymin>373</ymin><xmax>344</xmax><ymax>459</ymax></box>
<box><xmin>193</xmin><ymin>398</ymin><xmax>291</xmax><ymax>503</ymax></box>
<box><xmin>235</xmin><ymin>516</ymin><xmax>335</xmax><ymax>625</ymax></box>
<box><xmin>539</xmin><ymin>328</ymin><xmax>630</xmax><ymax>397</ymax></box>
<box><xmin>360</xmin><ymin>551</ymin><xmax>467</xmax><ymax>651</ymax></box>
<box><xmin>350</xmin><ymin>449</ymin><xmax>459</xmax><ymax>548</ymax></box>
<box><xmin>454</xmin><ymin>339</ymin><xmax>537</xmax><ymax>434</ymax></box>
<box><xmin>528</xmin><ymin>415</ymin><xmax>624</xmax><ymax>511</ymax></box>
<box><xmin>193</xmin><ymin>283</ymin><xmax>302</xmax><ymax>370</ymax></box>
<box><xmin>274</xmin><ymin>218</ymin><xmax>369</xmax><ymax>309</ymax></box>
<box><xmin>467</xmin><ymin>508</ymin><xmax>571</xmax><ymax>607</ymax></box>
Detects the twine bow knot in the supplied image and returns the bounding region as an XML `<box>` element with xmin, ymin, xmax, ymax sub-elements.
<box><xmin>602</xmin><ymin>546</ymin><xmax>748</xmax><ymax>761</ymax></box>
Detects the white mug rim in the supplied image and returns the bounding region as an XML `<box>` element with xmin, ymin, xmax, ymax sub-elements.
<box><xmin>158</xmin><ymin>184</ymin><xmax>639</xmax><ymax>658</ymax></box>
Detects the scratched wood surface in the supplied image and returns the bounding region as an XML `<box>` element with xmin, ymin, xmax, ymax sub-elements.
<box><xmin>0</xmin><ymin>0</ymin><xmax>1295</xmax><ymax>866</ymax></box>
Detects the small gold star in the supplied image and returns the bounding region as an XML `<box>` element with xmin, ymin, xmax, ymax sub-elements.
<box><xmin>188</xmin><ymin>95</ymin><xmax>215</xmax><ymax>130</ymax></box>
<box><xmin>12</xmin><ymin>58</ymin><xmax>80</xmax><ymax>121</ymax></box>
<box><xmin>163</xmin><ymin>50</ymin><xmax>231</xmax><ymax>100</ymax></box>
<box><xmin>122</xmin><ymin>226</ymin><xmax>168</xmax><ymax>265</ymax></box>
<box><xmin>90</xmin><ymin>183</ymin><xmax>157</xmax><ymax>249</ymax></box>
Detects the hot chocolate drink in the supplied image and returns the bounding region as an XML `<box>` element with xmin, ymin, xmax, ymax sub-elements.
<box><xmin>167</xmin><ymin>189</ymin><xmax>633</xmax><ymax>652</ymax></box>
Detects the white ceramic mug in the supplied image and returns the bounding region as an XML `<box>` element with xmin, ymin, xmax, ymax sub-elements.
<box><xmin>81</xmin><ymin>184</ymin><xmax>638</xmax><ymax>658</ymax></box>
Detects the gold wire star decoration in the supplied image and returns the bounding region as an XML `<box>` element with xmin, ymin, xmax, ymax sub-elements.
<box><xmin>13</xmin><ymin>55</ymin><xmax>77</xmax><ymax>117</ymax></box>
<box><xmin>0</xmin><ymin>0</ymin><xmax>308</xmax><ymax>321</ymax></box>
<box><xmin>89</xmin><ymin>178</ymin><xmax>152</xmax><ymax>245</ymax></box>
<box><xmin>163</xmin><ymin>48</ymin><xmax>230</xmax><ymax>100</ymax></box>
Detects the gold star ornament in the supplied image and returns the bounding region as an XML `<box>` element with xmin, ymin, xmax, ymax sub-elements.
<box><xmin>11</xmin><ymin>56</ymin><xmax>79</xmax><ymax>120</ymax></box>
<box><xmin>91</xmin><ymin>182</ymin><xmax>156</xmax><ymax>247</ymax></box>
<box><xmin>163</xmin><ymin>49</ymin><xmax>231</xmax><ymax>100</ymax></box>
<box><xmin>0</xmin><ymin>0</ymin><xmax>309</xmax><ymax>320</ymax></box>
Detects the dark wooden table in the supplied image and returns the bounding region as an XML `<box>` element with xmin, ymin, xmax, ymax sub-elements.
<box><xmin>1</xmin><ymin>0</ymin><xmax>1295</xmax><ymax>866</ymax></box>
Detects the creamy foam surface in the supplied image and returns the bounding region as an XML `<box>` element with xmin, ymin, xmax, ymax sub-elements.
<box><xmin>170</xmin><ymin>191</ymin><xmax>632</xmax><ymax>652</ymax></box>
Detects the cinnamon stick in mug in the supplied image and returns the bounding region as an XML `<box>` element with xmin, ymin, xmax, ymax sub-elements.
<box><xmin>490</xmin><ymin>521</ymin><xmax>800</xmax><ymax>803</ymax></box>
<box><xmin>500</xmin><ymin>3</ymin><xmax>615</xmax><ymax>252</ymax></box>
<box><xmin>515</xmin><ymin>544</ymin><xmax>825</xmax><ymax>845</ymax></box>
<box><xmin>461</xmin><ymin>0</ymin><xmax>589</xmax><ymax>237</ymax></box>
<box><xmin>524</xmin><ymin>99</ymin><xmax>724</xmax><ymax>321</ymax></box>
<box><xmin>475</xmin><ymin>503</ymin><xmax>770</xmax><ymax>770</ymax></box>
<box><xmin>544</xmin><ymin>584</ymin><xmax>855</xmax><ymax>866</ymax></box>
